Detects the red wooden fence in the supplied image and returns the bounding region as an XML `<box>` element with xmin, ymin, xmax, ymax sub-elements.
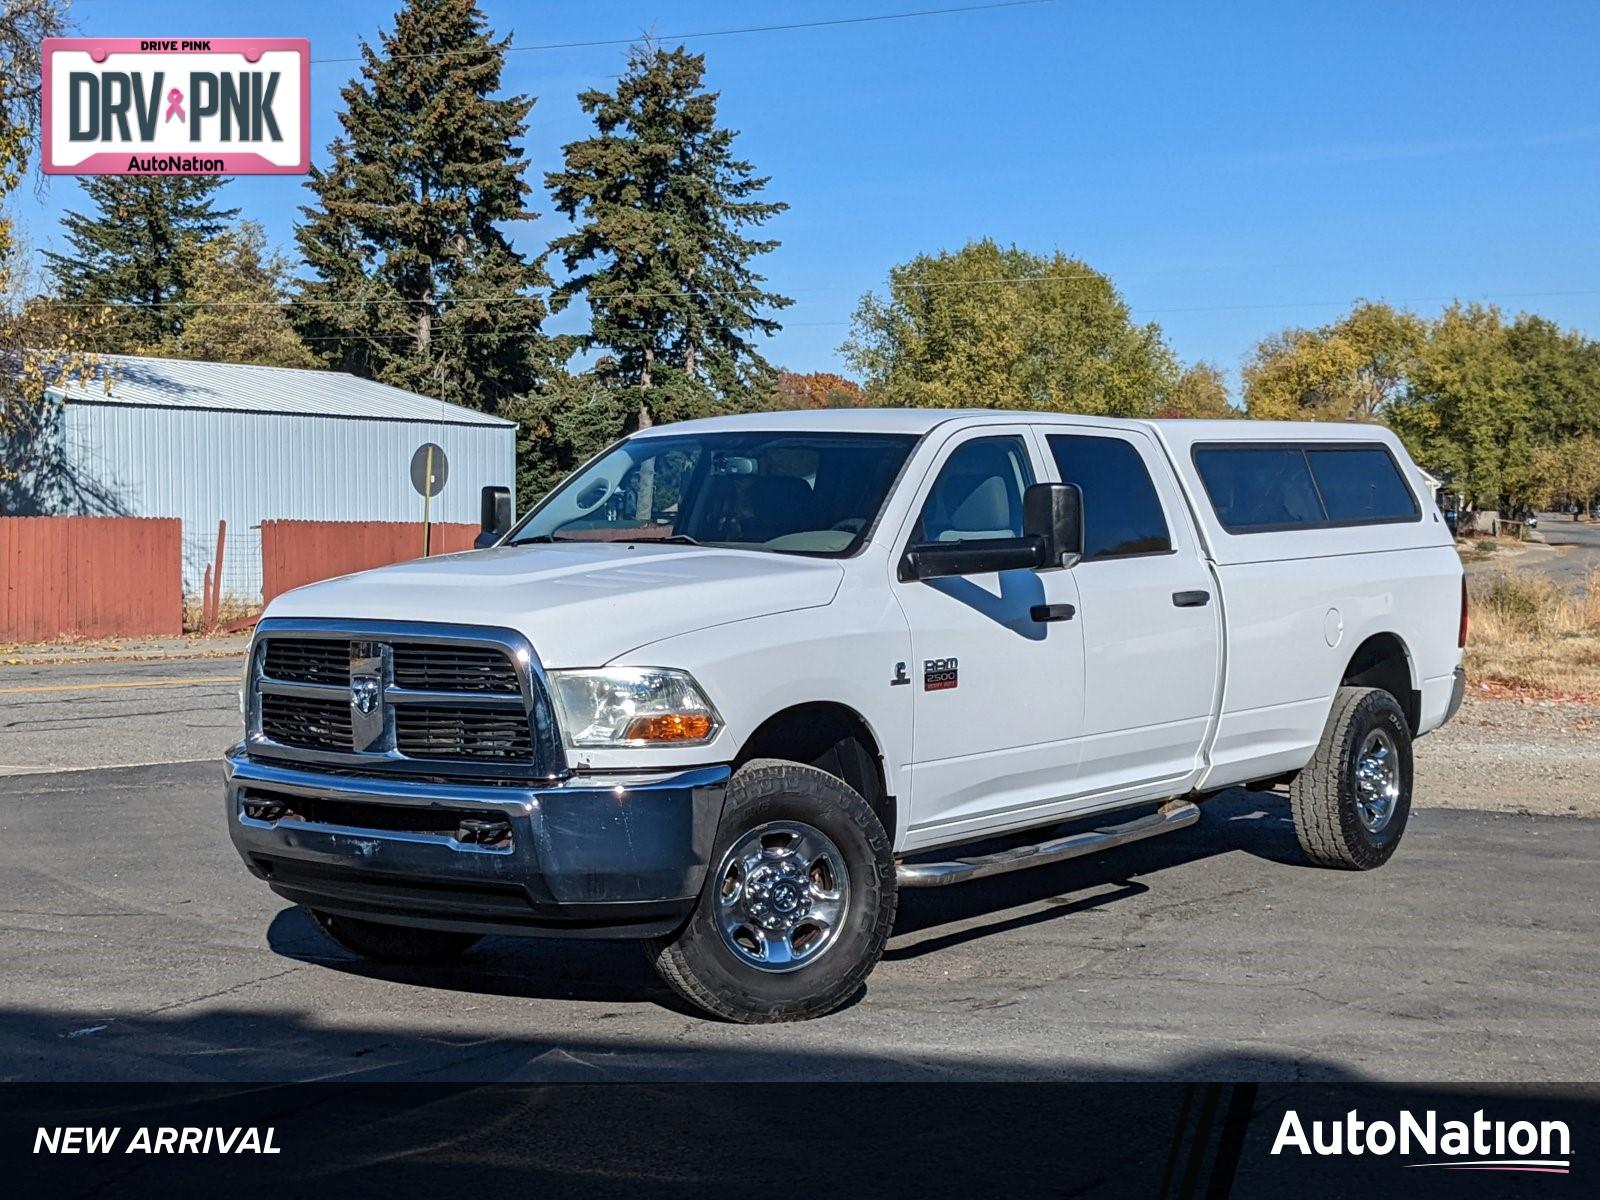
<box><xmin>0</xmin><ymin>517</ymin><xmax>184</xmax><ymax>642</ymax></box>
<box><xmin>261</xmin><ymin>520</ymin><xmax>479</xmax><ymax>605</ymax></box>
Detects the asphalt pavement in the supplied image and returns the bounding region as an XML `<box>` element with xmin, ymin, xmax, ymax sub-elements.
<box><xmin>2</xmin><ymin>640</ymin><xmax>1597</xmax><ymax>1082</ymax></box>
<box><xmin>1</xmin><ymin>756</ymin><xmax>1595</xmax><ymax>1083</ymax></box>
<box><xmin>1542</xmin><ymin>512</ymin><xmax>1600</xmax><ymax>582</ymax></box>
<box><xmin>0</xmin><ymin>656</ymin><xmax>243</xmax><ymax>776</ymax></box>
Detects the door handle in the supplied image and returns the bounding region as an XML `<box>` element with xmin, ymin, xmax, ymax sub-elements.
<box><xmin>1030</xmin><ymin>603</ymin><xmax>1076</xmax><ymax>623</ymax></box>
<box><xmin>1172</xmin><ymin>590</ymin><xmax>1210</xmax><ymax>608</ymax></box>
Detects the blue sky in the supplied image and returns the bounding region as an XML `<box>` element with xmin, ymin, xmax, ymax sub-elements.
<box><xmin>18</xmin><ymin>0</ymin><xmax>1600</xmax><ymax>394</ymax></box>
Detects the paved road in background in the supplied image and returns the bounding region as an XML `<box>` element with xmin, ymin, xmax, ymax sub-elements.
<box><xmin>1</xmin><ymin>758</ymin><xmax>1595</xmax><ymax>1083</ymax></box>
<box><xmin>1527</xmin><ymin>512</ymin><xmax>1600</xmax><ymax>584</ymax></box>
<box><xmin>0</xmin><ymin>656</ymin><xmax>243</xmax><ymax>776</ymax></box>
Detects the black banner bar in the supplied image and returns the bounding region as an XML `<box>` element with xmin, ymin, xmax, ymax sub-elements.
<box><xmin>4</xmin><ymin>1082</ymin><xmax>1594</xmax><ymax>1198</ymax></box>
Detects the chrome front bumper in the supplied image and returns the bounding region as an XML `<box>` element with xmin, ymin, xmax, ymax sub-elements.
<box><xmin>225</xmin><ymin>748</ymin><xmax>730</xmax><ymax>939</ymax></box>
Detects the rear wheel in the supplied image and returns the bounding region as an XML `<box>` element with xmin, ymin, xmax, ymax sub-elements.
<box><xmin>307</xmin><ymin>909</ymin><xmax>481</xmax><ymax>964</ymax></box>
<box><xmin>648</xmin><ymin>759</ymin><xmax>896</xmax><ymax>1023</ymax></box>
<box><xmin>1290</xmin><ymin>686</ymin><xmax>1413</xmax><ymax>869</ymax></box>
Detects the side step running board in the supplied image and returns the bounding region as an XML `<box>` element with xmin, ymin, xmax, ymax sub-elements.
<box><xmin>896</xmin><ymin>800</ymin><xmax>1201</xmax><ymax>888</ymax></box>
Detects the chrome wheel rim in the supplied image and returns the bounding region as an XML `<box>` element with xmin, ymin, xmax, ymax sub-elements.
<box><xmin>1354</xmin><ymin>728</ymin><xmax>1402</xmax><ymax>833</ymax></box>
<box><xmin>714</xmin><ymin>821</ymin><xmax>850</xmax><ymax>973</ymax></box>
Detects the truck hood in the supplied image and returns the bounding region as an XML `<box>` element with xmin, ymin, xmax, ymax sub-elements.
<box><xmin>262</xmin><ymin>542</ymin><xmax>846</xmax><ymax>668</ymax></box>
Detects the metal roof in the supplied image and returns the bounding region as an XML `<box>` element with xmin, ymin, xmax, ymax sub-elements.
<box><xmin>47</xmin><ymin>353</ymin><xmax>514</xmax><ymax>427</ymax></box>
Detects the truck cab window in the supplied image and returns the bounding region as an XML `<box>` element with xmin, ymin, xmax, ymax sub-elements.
<box><xmin>914</xmin><ymin>436</ymin><xmax>1034</xmax><ymax>544</ymax></box>
<box><xmin>508</xmin><ymin>431</ymin><xmax>917</xmax><ymax>556</ymax></box>
<box><xmin>1046</xmin><ymin>434</ymin><xmax>1173</xmax><ymax>558</ymax></box>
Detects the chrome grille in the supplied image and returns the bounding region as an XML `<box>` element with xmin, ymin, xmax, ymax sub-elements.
<box><xmin>394</xmin><ymin>705</ymin><xmax>534</xmax><ymax>759</ymax></box>
<box><xmin>263</xmin><ymin>639</ymin><xmax>350</xmax><ymax>686</ymax></box>
<box><xmin>391</xmin><ymin>644</ymin><xmax>519</xmax><ymax>693</ymax></box>
<box><xmin>246</xmin><ymin>620</ymin><xmax>565</xmax><ymax>780</ymax></box>
<box><xmin>260</xmin><ymin>692</ymin><xmax>352</xmax><ymax>752</ymax></box>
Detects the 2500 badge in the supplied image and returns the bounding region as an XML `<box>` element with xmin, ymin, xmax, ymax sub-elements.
<box><xmin>923</xmin><ymin>657</ymin><xmax>958</xmax><ymax>691</ymax></box>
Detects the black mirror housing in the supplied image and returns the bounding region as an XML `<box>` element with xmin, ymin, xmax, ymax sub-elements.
<box><xmin>478</xmin><ymin>485</ymin><xmax>513</xmax><ymax>547</ymax></box>
<box><xmin>1024</xmin><ymin>482</ymin><xmax>1084</xmax><ymax>569</ymax></box>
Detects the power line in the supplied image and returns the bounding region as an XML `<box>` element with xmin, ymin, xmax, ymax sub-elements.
<box><xmin>32</xmin><ymin>271</ymin><xmax>1120</xmax><ymax>310</ymax></box>
<box><xmin>42</xmin><ymin>288</ymin><xmax>1600</xmax><ymax>349</ymax></box>
<box><xmin>309</xmin><ymin>2</ymin><xmax>1060</xmax><ymax>66</ymax></box>
<box><xmin>34</xmin><ymin>281</ymin><xmax>1600</xmax><ymax>314</ymax></box>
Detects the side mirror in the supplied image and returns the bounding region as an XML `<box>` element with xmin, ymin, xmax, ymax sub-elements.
<box><xmin>1024</xmin><ymin>482</ymin><xmax>1083</xmax><ymax>569</ymax></box>
<box><xmin>476</xmin><ymin>485</ymin><xmax>513</xmax><ymax>549</ymax></box>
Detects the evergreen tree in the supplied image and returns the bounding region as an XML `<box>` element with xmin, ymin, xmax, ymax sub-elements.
<box><xmin>295</xmin><ymin>0</ymin><xmax>557</xmax><ymax>412</ymax></box>
<box><xmin>158</xmin><ymin>222</ymin><xmax>317</xmax><ymax>368</ymax></box>
<box><xmin>546</xmin><ymin>42</ymin><xmax>791</xmax><ymax>431</ymax></box>
<box><xmin>501</xmin><ymin>372</ymin><xmax>631</xmax><ymax>505</ymax></box>
<box><xmin>43</xmin><ymin>176</ymin><xmax>235</xmax><ymax>352</ymax></box>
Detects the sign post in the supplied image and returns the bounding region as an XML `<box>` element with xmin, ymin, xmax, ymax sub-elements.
<box><xmin>409</xmin><ymin>443</ymin><xmax>448</xmax><ymax>557</ymax></box>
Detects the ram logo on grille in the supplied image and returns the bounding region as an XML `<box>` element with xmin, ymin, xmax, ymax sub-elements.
<box><xmin>351</xmin><ymin>674</ymin><xmax>381</xmax><ymax>715</ymax></box>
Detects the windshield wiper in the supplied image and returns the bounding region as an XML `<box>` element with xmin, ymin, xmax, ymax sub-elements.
<box><xmin>510</xmin><ymin>533</ymin><xmax>580</xmax><ymax>544</ymax></box>
<box><xmin>655</xmin><ymin>534</ymin><xmax>700</xmax><ymax>545</ymax></box>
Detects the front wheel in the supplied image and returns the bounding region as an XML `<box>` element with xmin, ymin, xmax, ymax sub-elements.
<box><xmin>1290</xmin><ymin>686</ymin><xmax>1413</xmax><ymax>869</ymax></box>
<box><xmin>648</xmin><ymin>760</ymin><xmax>897</xmax><ymax>1023</ymax></box>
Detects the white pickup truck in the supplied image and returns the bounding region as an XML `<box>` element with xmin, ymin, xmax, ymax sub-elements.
<box><xmin>227</xmin><ymin>410</ymin><xmax>1467</xmax><ymax>1022</ymax></box>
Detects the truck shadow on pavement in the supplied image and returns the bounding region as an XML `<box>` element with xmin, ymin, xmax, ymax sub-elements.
<box><xmin>262</xmin><ymin>787</ymin><xmax>1306</xmax><ymax>1014</ymax></box>
<box><xmin>885</xmin><ymin>787</ymin><xmax>1305</xmax><ymax>959</ymax></box>
<box><xmin>0</xmin><ymin>996</ymin><xmax>1368</xmax><ymax>1082</ymax></box>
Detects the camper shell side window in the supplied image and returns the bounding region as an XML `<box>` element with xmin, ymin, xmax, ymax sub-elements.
<box><xmin>1191</xmin><ymin>441</ymin><xmax>1421</xmax><ymax>534</ymax></box>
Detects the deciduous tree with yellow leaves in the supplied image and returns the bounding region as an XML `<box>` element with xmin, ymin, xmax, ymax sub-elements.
<box><xmin>843</xmin><ymin>240</ymin><xmax>1177</xmax><ymax>416</ymax></box>
<box><xmin>1243</xmin><ymin>301</ymin><xmax>1425</xmax><ymax>422</ymax></box>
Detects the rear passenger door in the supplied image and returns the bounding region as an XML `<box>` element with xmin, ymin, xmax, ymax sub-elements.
<box><xmin>1042</xmin><ymin>428</ymin><xmax>1221</xmax><ymax>798</ymax></box>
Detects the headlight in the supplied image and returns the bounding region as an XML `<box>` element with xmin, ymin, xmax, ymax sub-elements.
<box><xmin>548</xmin><ymin>668</ymin><xmax>722</xmax><ymax>748</ymax></box>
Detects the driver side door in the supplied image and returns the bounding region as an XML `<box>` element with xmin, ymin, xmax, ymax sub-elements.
<box><xmin>890</xmin><ymin>427</ymin><xmax>1086</xmax><ymax>848</ymax></box>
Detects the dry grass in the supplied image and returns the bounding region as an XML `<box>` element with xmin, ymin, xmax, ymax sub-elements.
<box><xmin>1467</xmin><ymin>568</ymin><xmax>1600</xmax><ymax>698</ymax></box>
<box><xmin>182</xmin><ymin>594</ymin><xmax>262</xmax><ymax>633</ymax></box>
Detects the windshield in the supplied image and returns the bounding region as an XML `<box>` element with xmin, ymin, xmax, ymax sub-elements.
<box><xmin>508</xmin><ymin>431</ymin><xmax>918</xmax><ymax>556</ymax></box>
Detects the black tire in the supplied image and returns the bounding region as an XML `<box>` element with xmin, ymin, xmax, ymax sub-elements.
<box><xmin>647</xmin><ymin>759</ymin><xmax>897</xmax><ymax>1023</ymax></box>
<box><xmin>307</xmin><ymin>908</ymin><xmax>481</xmax><ymax>964</ymax></box>
<box><xmin>1290</xmin><ymin>686</ymin><xmax>1413</xmax><ymax>870</ymax></box>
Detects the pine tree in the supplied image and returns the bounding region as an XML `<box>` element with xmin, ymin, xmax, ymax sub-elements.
<box><xmin>295</xmin><ymin>0</ymin><xmax>557</xmax><ymax>412</ymax></box>
<box><xmin>43</xmin><ymin>176</ymin><xmax>235</xmax><ymax>352</ymax></box>
<box><xmin>546</xmin><ymin>42</ymin><xmax>791</xmax><ymax>431</ymax></box>
<box><xmin>159</xmin><ymin>222</ymin><xmax>317</xmax><ymax>368</ymax></box>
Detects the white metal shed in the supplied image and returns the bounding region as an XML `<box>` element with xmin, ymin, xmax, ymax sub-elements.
<box><xmin>31</xmin><ymin>354</ymin><xmax>516</xmax><ymax>599</ymax></box>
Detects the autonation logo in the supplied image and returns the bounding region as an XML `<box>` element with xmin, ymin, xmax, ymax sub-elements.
<box><xmin>1272</xmin><ymin>1108</ymin><xmax>1572</xmax><ymax>1175</ymax></box>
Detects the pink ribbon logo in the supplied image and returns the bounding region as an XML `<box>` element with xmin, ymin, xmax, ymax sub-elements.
<box><xmin>164</xmin><ymin>88</ymin><xmax>185</xmax><ymax>123</ymax></box>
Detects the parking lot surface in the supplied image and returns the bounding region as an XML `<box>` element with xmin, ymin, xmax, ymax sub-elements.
<box><xmin>2</xmin><ymin>755</ymin><xmax>1595</xmax><ymax>1082</ymax></box>
<box><xmin>0</xmin><ymin>657</ymin><xmax>241</xmax><ymax>776</ymax></box>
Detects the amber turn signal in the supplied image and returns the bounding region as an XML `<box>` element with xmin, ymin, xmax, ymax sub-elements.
<box><xmin>622</xmin><ymin>713</ymin><xmax>715</xmax><ymax>743</ymax></box>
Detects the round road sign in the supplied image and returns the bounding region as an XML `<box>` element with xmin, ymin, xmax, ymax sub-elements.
<box><xmin>410</xmin><ymin>443</ymin><xmax>449</xmax><ymax>498</ymax></box>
